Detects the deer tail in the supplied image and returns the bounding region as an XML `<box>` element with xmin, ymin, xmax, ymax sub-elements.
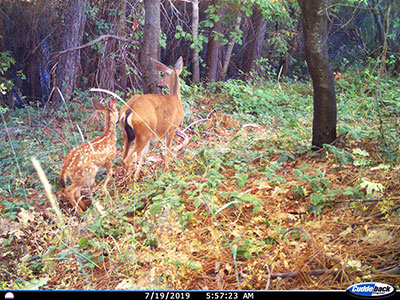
<box><xmin>123</xmin><ymin>111</ymin><xmax>136</xmax><ymax>145</ymax></box>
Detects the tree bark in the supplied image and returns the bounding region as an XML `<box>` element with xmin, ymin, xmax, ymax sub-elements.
<box><xmin>241</xmin><ymin>7</ymin><xmax>267</xmax><ymax>75</ymax></box>
<box><xmin>191</xmin><ymin>0</ymin><xmax>200</xmax><ymax>84</ymax></box>
<box><xmin>298</xmin><ymin>0</ymin><xmax>337</xmax><ymax>149</ymax></box>
<box><xmin>368</xmin><ymin>0</ymin><xmax>385</xmax><ymax>52</ymax></box>
<box><xmin>206</xmin><ymin>2</ymin><xmax>224</xmax><ymax>83</ymax></box>
<box><xmin>280</xmin><ymin>20</ymin><xmax>301</xmax><ymax>77</ymax></box>
<box><xmin>140</xmin><ymin>0</ymin><xmax>161</xmax><ymax>94</ymax></box>
<box><xmin>97</xmin><ymin>2</ymin><xmax>123</xmax><ymax>92</ymax></box>
<box><xmin>221</xmin><ymin>15</ymin><xmax>241</xmax><ymax>81</ymax></box>
<box><xmin>0</xmin><ymin>16</ymin><xmax>5</xmax><ymax>52</ymax></box>
<box><xmin>55</xmin><ymin>0</ymin><xmax>87</xmax><ymax>102</ymax></box>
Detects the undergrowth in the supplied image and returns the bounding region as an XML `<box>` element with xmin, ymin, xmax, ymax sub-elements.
<box><xmin>0</xmin><ymin>71</ymin><xmax>399</xmax><ymax>290</ymax></box>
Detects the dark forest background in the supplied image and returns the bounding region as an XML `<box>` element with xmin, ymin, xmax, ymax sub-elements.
<box><xmin>1</xmin><ymin>0</ymin><xmax>399</xmax><ymax>107</ymax></box>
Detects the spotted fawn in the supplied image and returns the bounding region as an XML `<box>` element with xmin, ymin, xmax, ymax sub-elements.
<box><xmin>59</xmin><ymin>98</ymin><xmax>119</xmax><ymax>214</ymax></box>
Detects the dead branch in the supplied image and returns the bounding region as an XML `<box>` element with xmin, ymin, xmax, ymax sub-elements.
<box><xmin>182</xmin><ymin>108</ymin><xmax>221</xmax><ymax>132</ymax></box>
<box><xmin>366</xmin><ymin>204</ymin><xmax>400</xmax><ymax>220</ymax></box>
<box><xmin>269</xmin><ymin>268</ymin><xmax>331</xmax><ymax>279</ymax></box>
<box><xmin>55</xmin><ymin>34</ymin><xmax>139</xmax><ymax>57</ymax></box>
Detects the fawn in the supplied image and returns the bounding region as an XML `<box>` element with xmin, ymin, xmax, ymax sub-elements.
<box><xmin>59</xmin><ymin>98</ymin><xmax>119</xmax><ymax>214</ymax></box>
<box><xmin>119</xmin><ymin>56</ymin><xmax>188</xmax><ymax>179</ymax></box>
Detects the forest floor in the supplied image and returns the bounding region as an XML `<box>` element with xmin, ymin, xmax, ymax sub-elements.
<box><xmin>0</xmin><ymin>77</ymin><xmax>399</xmax><ymax>290</ymax></box>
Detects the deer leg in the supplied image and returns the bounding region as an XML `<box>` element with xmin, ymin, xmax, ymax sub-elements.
<box><xmin>121</xmin><ymin>123</ymin><xmax>129</xmax><ymax>160</ymax></box>
<box><xmin>133</xmin><ymin>141</ymin><xmax>150</xmax><ymax>180</ymax></box>
<box><xmin>164</xmin><ymin>129</ymin><xmax>175</xmax><ymax>171</ymax></box>
<box><xmin>122</xmin><ymin>142</ymin><xmax>137</xmax><ymax>171</ymax></box>
<box><xmin>103</xmin><ymin>160</ymin><xmax>113</xmax><ymax>190</ymax></box>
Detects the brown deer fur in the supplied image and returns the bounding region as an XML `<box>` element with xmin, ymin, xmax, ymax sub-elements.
<box><xmin>119</xmin><ymin>57</ymin><xmax>188</xmax><ymax>179</ymax></box>
<box><xmin>59</xmin><ymin>98</ymin><xmax>119</xmax><ymax>214</ymax></box>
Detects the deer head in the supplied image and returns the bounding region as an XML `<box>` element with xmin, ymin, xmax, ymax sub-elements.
<box><xmin>151</xmin><ymin>56</ymin><xmax>183</xmax><ymax>94</ymax></box>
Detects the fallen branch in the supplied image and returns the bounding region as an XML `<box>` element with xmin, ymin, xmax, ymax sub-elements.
<box><xmin>56</xmin><ymin>34</ymin><xmax>139</xmax><ymax>57</ymax></box>
<box><xmin>269</xmin><ymin>268</ymin><xmax>331</xmax><ymax>279</ymax></box>
<box><xmin>182</xmin><ymin>108</ymin><xmax>220</xmax><ymax>132</ymax></box>
<box><xmin>366</xmin><ymin>204</ymin><xmax>400</xmax><ymax>220</ymax></box>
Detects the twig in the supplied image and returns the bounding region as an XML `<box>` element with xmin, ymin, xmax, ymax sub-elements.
<box><xmin>366</xmin><ymin>204</ymin><xmax>400</xmax><ymax>220</ymax></box>
<box><xmin>264</xmin><ymin>263</ymin><xmax>271</xmax><ymax>290</ymax></box>
<box><xmin>315</xmin><ymin>132</ymin><xmax>348</xmax><ymax>152</ymax></box>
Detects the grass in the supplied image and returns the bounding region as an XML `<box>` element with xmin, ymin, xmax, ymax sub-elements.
<box><xmin>0</xmin><ymin>72</ymin><xmax>399</xmax><ymax>290</ymax></box>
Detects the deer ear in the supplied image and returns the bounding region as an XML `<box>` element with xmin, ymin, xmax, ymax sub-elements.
<box><xmin>93</xmin><ymin>98</ymin><xmax>105</xmax><ymax>110</ymax></box>
<box><xmin>151</xmin><ymin>57</ymin><xmax>173</xmax><ymax>74</ymax></box>
<box><xmin>108</xmin><ymin>97</ymin><xmax>117</xmax><ymax>109</ymax></box>
<box><xmin>175</xmin><ymin>57</ymin><xmax>183</xmax><ymax>75</ymax></box>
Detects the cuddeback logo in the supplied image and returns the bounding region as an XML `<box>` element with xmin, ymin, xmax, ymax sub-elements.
<box><xmin>347</xmin><ymin>282</ymin><xmax>396</xmax><ymax>298</ymax></box>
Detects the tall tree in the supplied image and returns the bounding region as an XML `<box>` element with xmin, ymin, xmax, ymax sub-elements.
<box><xmin>221</xmin><ymin>14</ymin><xmax>241</xmax><ymax>81</ymax></box>
<box><xmin>191</xmin><ymin>0</ymin><xmax>200</xmax><ymax>84</ymax></box>
<box><xmin>241</xmin><ymin>6</ymin><xmax>267</xmax><ymax>75</ymax></box>
<box><xmin>97</xmin><ymin>1</ymin><xmax>125</xmax><ymax>92</ymax></box>
<box><xmin>55</xmin><ymin>0</ymin><xmax>87</xmax><ymax>101</ymax></box>
<box><xmin>140</xmin><ymin>0</ymin><xmax>161</xmax><ymax>94</ymax></box>
<box><xmin>298</xmin><ymin>0</ymin><xmax>337</xmax><ymax>149</ymax></box>
<box><xmin>206</xmin><ymin>1</ymin><xmax>224</xmax><ymax>83</ymax></box>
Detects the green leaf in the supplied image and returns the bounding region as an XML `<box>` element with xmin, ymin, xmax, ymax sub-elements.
<box><xmin>292</xmin><ymin>169</ymin><xmax>303</xmax><ymax>176</ymax></box>
<box><xmin>360</xmin><ymin>178</ymin><xmax>384</xmax><ymax>195</ymax></box>
<box><xmin>186</xmin><ymin>260</ymin><xmax>202</xmax><ymax>270</ymax></box>
<box><xmin>353</xmin><ymin>148</ymin><xmax>369</xmax><ymax>157</ymax></box>
<box><xmin>149</xmin><ymin>202</ymin><xmax>163</xmax><ymax>216</ymax></box>
<box><xmin>310</xmin><ymin>193</ymin><xmax>324</xmax><ymax>205</ymax></box>
<box><xmin>79</xmin><ymin>237</ymin><xmax>89</xmax><ymax>248</ymax></box>
<box><xmin>18</xmin><ymin>276</ymin><xmax>50</xmax><ymax>290</ymax></box>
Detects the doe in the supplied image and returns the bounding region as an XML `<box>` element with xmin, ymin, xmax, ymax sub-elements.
<box><xmin>119</xmin><ymin>56</ymin><xmax>188</xmax><ymax>179</ymax></box>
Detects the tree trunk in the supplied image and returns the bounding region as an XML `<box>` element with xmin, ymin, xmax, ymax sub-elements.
<box><xmin>280</xmin><ymin>20</ymin><xmax>301</xmax><ymax>77</ymax></box>
<box><xmin>241</xmin><ymin>7</ymin><xmax>267</xmax><ymax>75</ymax></box>
<box><xmin>368</xmin><ymin>0</ymin><xmax>385</xmax><ymax>52</ymax></box>
<box><xmin>206</xmin><ymin>2</ymin><xmax>224</xmax><ymax>83</ymax></box>
<box><xmin>140</xmin><ymin>0</ymin><xmax>161</xmax><ymax>94</ymax></box>
<box><xmin>0</xmin><ymin>16</ymin><xmax>5</xmax><ymax>52</ymax></box>
<box><xmin>298</xmin><ymin>0</ymin><xmax>337</xmax><ymax>149</ymax></box>
<box><xmin>97</xmin><ymin>1</ymin><xmax>123</xmax><ymax>92</ymax></box>
<box><xmin>191</xmin><ymin>0</ymin><xmax>200</xmax><ymax>84</ymax></box>
<box><xmin>55</xmin><ymin>0</ymin><xmax>87</xmax><ymax>102</ymax></box>
<box><xmin>221</xmin><ymin>15</ymin><xmax>241</xmax><ymax>81</ymax></box>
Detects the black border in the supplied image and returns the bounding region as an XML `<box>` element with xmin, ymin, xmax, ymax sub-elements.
<box><xmin>3</xmin><ymin>290</ymin><xmax>398</xmax><ymax>300</ymax></box>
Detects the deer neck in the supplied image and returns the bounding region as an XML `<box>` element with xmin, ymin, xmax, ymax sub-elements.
<box><xmin>170</xmin><ymin>70</ymin><xmax>182</xmax><ymax>104</ymax></box>
<box><xmin>101</xmin><ymin>111</ymin><xmax>116</xmax><ymax>142</ymax></box>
